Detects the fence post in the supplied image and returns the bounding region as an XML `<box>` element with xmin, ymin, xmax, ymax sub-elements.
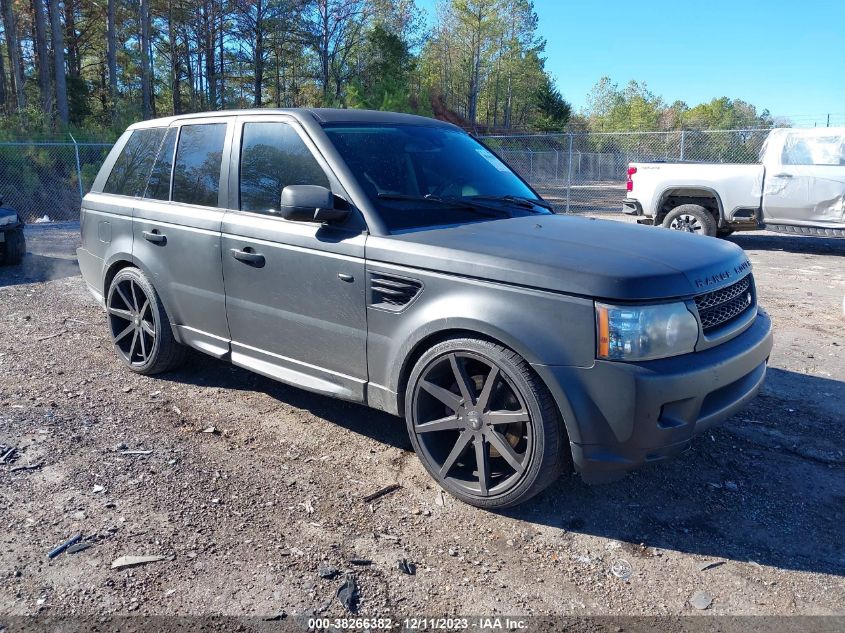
<box><xmin>554</xmin><ymin>149</ymin><xmax>559</xmax><ymax>182</ymax></box>
<box><xmin>68</xmin><ymin>133</ymin><xmax>84</xmax><ymax>201</ymax></box>
<box><xmin>565</xmin><ymin>133</ymin><xmax>573</xmax><ymax>214</ymax></box>
<box><xmin>679</xmin><ymin>130</ymin><xmax>686</xmax><ymax>162</ymax></box>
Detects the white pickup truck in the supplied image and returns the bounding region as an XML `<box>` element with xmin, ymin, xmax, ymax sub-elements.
<box><xmin>623</xmin><ymin>127</ymin><xmax>845</xmax><ymax>238</ymax></box>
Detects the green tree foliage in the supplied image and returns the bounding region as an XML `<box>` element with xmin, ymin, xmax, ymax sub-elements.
<box><xmin>347</xmin><ymin>25</ymin><xmax>419</xmax><ymax>112</ymax></box>
<box><xmin>534</xmin><ymin>74</ymin><xmax>570</xmax><ymax>131</ymax></box>
<box><xmin>420</xmin><ymin>0</ymin><xmax>565</xmax><ymax>130</ymax></box>
<box><xmin>0</xmin><ymin>0</ymin><xmax>774</xmax><ymax>140</ymax></box>
<box><xmin>586</xmin><ymin>77</ymin><xmax>663</xmax><ymax>132</ymax></box>
<box><xmin>586</xmin><ymin>77</ymin><xmax>774</xmax><ymax>133</ymax></box>
<box><xmin>682</xmin><ymin>97</ymin><xmax>773</xmax><ymax>130</ymax></box>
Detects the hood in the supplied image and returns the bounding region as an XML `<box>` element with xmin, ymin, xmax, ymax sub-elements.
<box><xmin>366</xmin><ymin>215</ymin><xmax>752</xmax><ymax>301</ymax></box>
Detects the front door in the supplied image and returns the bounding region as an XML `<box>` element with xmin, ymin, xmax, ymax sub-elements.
<box><xmin>221</xmin><ymin>116</ymin><xmax>368</xmax><ymax>401</ymax></box>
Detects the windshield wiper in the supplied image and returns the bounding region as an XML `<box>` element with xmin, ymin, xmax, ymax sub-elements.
<box><xmin>467</xmin><ymin>194</ymin><xmax>554</xmax><ymax>212</ymax></box>
<box><xmin>376</xmin><ymin>193</ymin><xmax>508</xmax><ymax>218</ymax></box>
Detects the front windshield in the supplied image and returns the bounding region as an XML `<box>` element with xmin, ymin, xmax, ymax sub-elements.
<box><xmin>322</xmin><ymin>124</ymin><xmax>550</xmax><ymax>231</ymax></box>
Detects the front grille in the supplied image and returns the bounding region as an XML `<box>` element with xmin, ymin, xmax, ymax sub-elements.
<box><xmin>694</xmin><ymin>274</ymin><xmax>754</xmax><ymax>333</ymax></box>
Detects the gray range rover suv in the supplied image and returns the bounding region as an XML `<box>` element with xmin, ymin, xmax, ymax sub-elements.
<box><xmin>79</xmin><ymin>109</ymin><xmax>773</xmax><ymax>508</ymax></box>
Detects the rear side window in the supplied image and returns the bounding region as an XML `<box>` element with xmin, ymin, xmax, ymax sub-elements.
<box><xmin>103</xmin><ymin>128</ymin><xmax>166</xmax><ymax>197</ymax></box>
<box><xmin>172</xmin><ymin>123</ymin><xmax>227</xmax><ymax>207</ymax></box>
<box><xmin>240</xmin><ymin>121</ymin><xmax>330</xmax><ymax>214</ymax></box>
<box><xmin>144</xmin><ymin>127</ymin><xmax>177</xmax><ymax>200</ymax></box>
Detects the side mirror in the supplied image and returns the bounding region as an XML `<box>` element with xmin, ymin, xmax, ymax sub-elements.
<box><xmin>279</xmin><ymin>185</ymin><xmax>348</xmax><ymax>224</ymax></box>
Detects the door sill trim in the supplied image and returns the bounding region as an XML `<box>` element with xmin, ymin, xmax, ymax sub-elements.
<box><xmin>175</xmin><ymin>325</ymin><xmax>230</xmax><ymax>358</ymax></box>
<box><xmin>230</xmin><ymin>342</ymin><xmax>365</xmax><ymax>402</ymax></box>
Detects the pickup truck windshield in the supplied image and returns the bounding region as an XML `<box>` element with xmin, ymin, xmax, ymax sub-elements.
<box><xmin>322</xmin><ymin>124</ymin><xmax>550</xmax><ymax>231</ymax></box>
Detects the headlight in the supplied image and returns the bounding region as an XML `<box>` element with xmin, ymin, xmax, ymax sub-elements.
<box><xmin>596</xmin><ymin>301</ymin><xmax>698</xmax><ymax>361</ymax></box>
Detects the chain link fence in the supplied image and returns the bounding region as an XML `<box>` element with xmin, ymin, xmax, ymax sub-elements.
<box><xmin>0</xmin><ymin>128</ymin><xmax>773</xmax><ymax>223</ymax></box>
<box><xmin>0</xmin><ymin>140</ymin><xmax>112</xmax><ymax>223</ymax></box>
<box><xmin>482</xmin><ymin>129</ymin><xmax>772</xmax><ymax>214</ymax></box>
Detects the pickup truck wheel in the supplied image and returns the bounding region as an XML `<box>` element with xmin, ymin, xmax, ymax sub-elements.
<box><xmin>1</xmin><ymin>228</ymin><xmax>26</xmax><ymax>266</ymax></box>
<box><xmin>662</xmin><ymin>204</ymin><xmax>717</xmax><ymax>237</ymax></box>
<box><xmin>106</xmin><ymin>267</ymin><xmax>187</xmax><ymax>375</ymax></box>
<box><xmin>405</xmin><ymin>338</ymin><xmax>567</xmax><ymax>509</ymax></box>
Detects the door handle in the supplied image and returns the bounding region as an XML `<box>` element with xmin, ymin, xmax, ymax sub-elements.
<box><xmin>142</xmin><ymin>230</ymin><xmax>166</xmax><ymax>244</ymax></box>
<box><xmin>230</xmin><ymin>247</ymin><xmax>265</xmax><ymax>267</ymax></box>
<box><xmin>772</xmin><ymin>173</ymin><xmax>793</xmax><ymax>178</ymax></box>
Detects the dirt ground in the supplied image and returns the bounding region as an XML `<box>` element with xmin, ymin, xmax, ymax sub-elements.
<box><xmin>1</xmin><ymin>220</ymin><xmax>844</xmax><ymax>623</ymax></box>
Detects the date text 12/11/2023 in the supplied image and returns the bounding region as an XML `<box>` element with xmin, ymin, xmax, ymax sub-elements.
<box><xmin>307</xmin><ymin>616</ymin><xmax>529</xmax><ymax>630</ymax></box>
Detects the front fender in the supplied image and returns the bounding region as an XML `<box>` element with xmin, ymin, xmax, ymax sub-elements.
<box><xmin>365</xmin><ymin>266</ymin><xmax>596</xmax><ymax>413</ymax></box>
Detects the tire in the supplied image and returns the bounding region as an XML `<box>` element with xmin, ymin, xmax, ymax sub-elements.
<box><xmin>717</xmin><ymin>228</ymin><xmax>735</xmax><ymax>238</ymax></box>
<box><xmin>404</xmin><ymin>337</ymin><xmax>568</xmax><ymax>509</ymax></box>
<box><xmin>106</xmin><ymin>267</ymin><xmax>187</xmax><ymax>375</ymax></box>
<box><xmin>1</xmin><ymin>228</ymin><xmax>26</xmax><ymax>266</ymax></box>
<box><xmin>662</xmin><ymin>204</ymin><xmax>718</xmax><ymax>237</ymax></box>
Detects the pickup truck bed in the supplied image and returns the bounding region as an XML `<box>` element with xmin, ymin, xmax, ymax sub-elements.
<box><xmin>623</xmin><ymin>128</ymin><xmax>845</xmax><ymax>238</ymax></box>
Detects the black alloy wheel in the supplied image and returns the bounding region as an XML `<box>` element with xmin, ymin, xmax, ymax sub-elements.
<box><xmin>106</xmin><ymin>267</ymin><xmax>186</xmax><ymax>374</ymax></box>
<box><xmin>406</xmin><ymin>338</ymin><xmax>567</xmax><ymax>508</ymax></box>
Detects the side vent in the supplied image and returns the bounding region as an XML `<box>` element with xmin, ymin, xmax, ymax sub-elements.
<box><xmin>369</xmin><ymin>272</ymin><xmax>422</xmax><ymax>311</ymax></box>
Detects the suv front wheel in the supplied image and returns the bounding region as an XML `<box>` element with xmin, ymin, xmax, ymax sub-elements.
<box><xmin>405</xmin><ymin>337</ymin><xmax>568</xmax><ymax>509</ymax></box>
<box><xmin>106</xmin><ymin>267</ymin><xmax>187</xmax><ymax>375</ymax></box>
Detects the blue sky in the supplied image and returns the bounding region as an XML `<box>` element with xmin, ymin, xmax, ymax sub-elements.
<box><xmin>417</xmin><ymin>0</ymin><xmax>845</xmax><ymax>127</ymax></box>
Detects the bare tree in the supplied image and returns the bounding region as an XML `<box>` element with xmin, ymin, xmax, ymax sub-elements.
<box><xmin>48</xmin><ymin>0</ymin><xmax>68</xmax><ymax>124</ymax></box>
<box><xmin>64</xmin><ymin>0</ymin><xmax>80</xmax><ymax>79</ymax></box>
<box><xmin>218</xmin><ymin>2</ymin><xmax>224</xmax><ymax>107</ymax></box>
<box><xmin>107</xmin><ymin>0</ymin><xmax>117</xmax><ymax>100</ymax></box>
<box><xmin>1</xmin><ymin>0</ymin><xmax>26</xmax><ymax>109</ymax></box>
<box><xmin>201</xmin><ymin>0</ymin><xmax>217</xmax><ymax>108</ymax></box>
<box><xmin>32</xmin><ymin>0</ymin><xmax>52</xmax><ymax>114</ymax></box>
<box><xmin>306</xmin><ymin>0</ymin><xmax>368</xmax><ymax>103</ymax></box>
<box><xmin>0</xmin><ymin>34</ymin><xmax>7</xmax><ymax>110</ymax></box>
<box><xmin>168</xmin><ymin>0</ymin><xmax>182</xmax><ymax>114</ymax></box>
<box><xmin>140</xmin><ymin>0</ymin><xmax>152</xmax><ymax>118</ymax></box>
<box><xmin>31</xmin><ymin>0</ymin><xmax>53</xmax><ymax>112</ymax></box>
<box><xmin>233</xmin><ymin>0</ymin><xmax>273</xmax><ymax>106</ymax></box>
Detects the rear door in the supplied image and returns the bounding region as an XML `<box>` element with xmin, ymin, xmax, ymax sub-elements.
<box><xmin>221</xmin><ymin>115</ymin><xmax>368</xmax><ymax>401</ymax></box>
<box><xmin>132</xmin><ymin>118</ymin><xmax>232</xmax><ymax>356</ymax></box>
<box><xmin>763</xmin><ymin>131</ymin><xmax>845</xmax><ymax>227</ymax></box>
<box><xmin>80</xmin><ymin>128</ymin><xmax>160</xmax><ymax>300</ymax></box>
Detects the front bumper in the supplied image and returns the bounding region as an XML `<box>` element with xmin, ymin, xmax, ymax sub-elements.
<box><xmin>534</xmin><ymin>310</ymin><xmax>773</xmax><ymax>482</ymax></box>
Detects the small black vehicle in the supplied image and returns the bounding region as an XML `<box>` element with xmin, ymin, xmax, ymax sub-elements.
<box><xmin>0</xmin><ymin>197</ymin><xmax>26</xmax><ymax>266</ymax></box>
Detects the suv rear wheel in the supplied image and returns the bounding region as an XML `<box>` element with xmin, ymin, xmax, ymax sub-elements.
<box><xmin>662</xmin><ymin>204</ymin><xmax>718</xmax><ymax>237</ymax></box>
<box><xmin>405</xmin><ymin>337</ymin><xmax>568</xmax><ymax>509</ymax></box>
<box><xmin>106</xmin><ymin>267</ymin><xmax>187</xmax><ymax>374</ymax></box>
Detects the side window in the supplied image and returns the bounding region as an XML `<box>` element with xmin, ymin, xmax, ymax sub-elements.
<box><xmin>240</xmin><ymin>121</ymin><xmax>331</xmax><ymax>214</ymax></box>
<box><xmin>144</xmin><ymin>127</ymin><xmax>177</xmax><ymax>200</ymax></box>
<box><xmin>782</xmin><ymin>134</ymin><xmax>845</xmax><ymax>166</ymax></box>
<box><xmin>103</xmin><ymin>128</ymin><xmax>166</xmax><ymax>197</ymax></box>
<box><xmin>172</xmin><ymin>123</ymin><xmax>227</xmax><ymax>207</ymax></box>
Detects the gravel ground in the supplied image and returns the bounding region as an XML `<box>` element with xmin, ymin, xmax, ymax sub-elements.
<box><xmin>1</xmin><ymin>220</ymin><xmax>844</xmax><ymax>621</ymax></box>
